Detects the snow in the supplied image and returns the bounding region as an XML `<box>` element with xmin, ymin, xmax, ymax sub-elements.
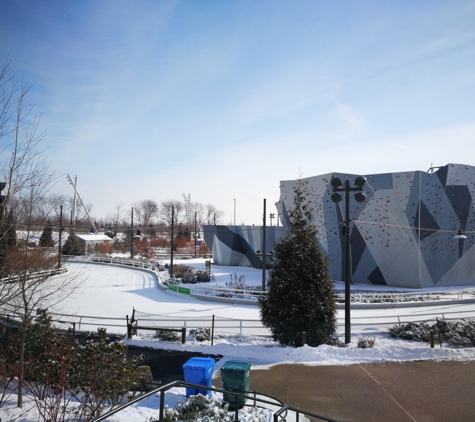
<box><xmin>2</xmin><ymin>257</ymin><xmax>475</xmax><ymax>421</ymax></box>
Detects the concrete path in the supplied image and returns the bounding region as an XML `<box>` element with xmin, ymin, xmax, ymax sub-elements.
<box><xmin>213</xmin><ymin>361</ymin><xmax>475</xmax><ymax>422</ymax></box>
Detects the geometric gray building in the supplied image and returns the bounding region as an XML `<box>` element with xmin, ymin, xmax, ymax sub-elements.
<box><xmin>277</xmin><ymin>163</ymin><xmax>475</xmax><ymax>288</ymax></box>
<box><xmin>203</xmin><ymin>225</ymin><xmax>287</xmax><ymax>268</ymax></box>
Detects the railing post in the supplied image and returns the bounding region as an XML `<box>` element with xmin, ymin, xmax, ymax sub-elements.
<box><xmin>181</xmin><ymin>327</ymin><xmax>186</xmax><ymax>344</ymax></box>
<box><xmin>159</xmin><ymin>390</ymin><xmax>165</xmax><ymax>421</ymax></box>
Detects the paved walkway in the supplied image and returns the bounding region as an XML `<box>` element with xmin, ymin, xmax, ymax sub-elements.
<box><xmin>213</xmin><ymin>360</ymin><xmax>475</xmax><ymax>422</ymax></box>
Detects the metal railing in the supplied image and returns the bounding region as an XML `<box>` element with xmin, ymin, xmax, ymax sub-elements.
<box><xmin>30</xmin><ymin>303</ymin><xmax>475</xmax><ymax>339</ymax></box>
<box><xmin>92</xmin><ymin>380</ymin><xmax>339</xmax><ymax>422</ymax></box>
<box><xmin>0</xmin><ymin>266</ymin><xmax>68</xmax><ymax>283</ymax></box>
<box><xmin>90</xmin><ymin>256</ymin><xmax>159</xmax><ymax>272</ymax></box>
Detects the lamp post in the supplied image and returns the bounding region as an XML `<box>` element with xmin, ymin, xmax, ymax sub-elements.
<box><xmin>58</xmin><ymin>205</ymin><xmax>64</xmax><ymax>269</ymax></box>
<box><xmin>130</xmin><ymin>207</ymin><xmax>134</xmax><ymax>259</ymax></box>
<box><xmin>261</xmin><ymin>199</ymin><xmax>266</xmax><ymax>291</ymax></box>
<box><xmin>331</xmin><ymin>175</ymin><xmax>366</xmax><ymax>344</ymax></box>
<box><xmin>454</xmin><ymin>228</ymin><xmax>467</xmax><ymax>259</ymax></box>
<box><xmin>170</xmin><ymin>205</ymin><xmax>175</xmax><ymax>278</ymax></box>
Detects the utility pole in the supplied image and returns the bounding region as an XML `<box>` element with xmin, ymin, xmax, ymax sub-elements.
<box><xmin>194</xmin><ymin>211</ymin><xmax>197</xmax><ymax>257</ymax></box>
<box><xmin>130</xmin><ymin>207</ymin><xmax>134</xmax><ymax>259</ymax></box>
<box><xmin>261</xmin><ymin>199</ymin><xmax>267</xmax><ymax>291</ymax></box>
<box><xmin>170</xmin><ymin>206</ymin><xmax>175</xmax><ymax>277</ymax></box>
<box><xmin>58</xmin><ymin>205</ymin><xmax>63</xmax><ymax>269</ymax></box>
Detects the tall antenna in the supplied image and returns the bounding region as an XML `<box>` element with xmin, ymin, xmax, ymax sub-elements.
<box><xmin>67</xmin><ymin>175</ymin><xmax>97</xmax><ymax>233</ymax></box>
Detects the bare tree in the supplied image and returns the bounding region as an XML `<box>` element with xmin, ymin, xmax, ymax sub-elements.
<box><xmin>106</xmin><ymin>202</ymin><xmax>126</xmax><ymax>229</ymax></box>
<box><xmin>132</xmin><ymin>199</ymin><xmax>158</xmax><ymax>228</ymax></box>
<box><xmin>45</xmin><ymin>193</ymin><xmax>69</xmax><ymax>225</ymax></box>
<box><xmin>0</xmin><ymin>56</ymin><xmax>79</xmax><ymax>407</ymax></box>
<box><xmin>159</xmin><ymin>199</ymin><xmax>185</xmax><ymax>226</ymax></box>
<box><xmin>204</xmin><ymin>203</ymin><xmax>224</xmax><ymax>225</ymax></box>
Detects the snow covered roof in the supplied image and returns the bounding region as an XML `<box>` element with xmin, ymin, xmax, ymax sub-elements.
<box><xmin>75</xmin><ymin>234</ymin><xmax>111</xmax><ymax>241</ymax></box>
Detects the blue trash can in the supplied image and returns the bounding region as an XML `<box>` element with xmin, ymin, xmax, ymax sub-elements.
<box><xmin>183</xmin><ymin>357</ymin><xmax>215</xmax><ymax>397</ymax></box>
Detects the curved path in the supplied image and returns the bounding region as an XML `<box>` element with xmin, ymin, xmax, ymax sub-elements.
<box><xmin>51</xmin><ymin>261</ymin><xmax>260</xmax><ymax>333</ymax></box>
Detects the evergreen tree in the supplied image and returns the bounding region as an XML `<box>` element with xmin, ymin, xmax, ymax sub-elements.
<box><xmin>39</xmin><ymin>223</ymin><xmax>54</xmax><ymax>247</ymax></box>
<box><xmin>259</xmin><ymin>179</ymin><xmax>337</xmax><ymax>347</ymax></box>
<box><xmin>62</xmin><ymin>230</ymin><xmax>81</xmax><ymax>255</ymax></box>
<box><xmin>0</xmin><ymin>208</ymin><xmax>16</xmax><ymax>270</ymax></box>
<box><xmin>5</xmin><ymin>208</ymin><xmax>16</xmax><ymax>249</ymax></box>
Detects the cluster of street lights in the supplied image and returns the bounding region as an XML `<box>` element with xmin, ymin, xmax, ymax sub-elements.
<box><xmin>330</xmin><ymin>175</ymin><xmax>367</xmax><ymax>344</ymax></box>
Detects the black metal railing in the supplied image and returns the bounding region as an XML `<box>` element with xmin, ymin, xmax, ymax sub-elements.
<box><xmin>92</xmin><ymin>380</ymin><xmax>339</xmax><ymax>422</ymax></box>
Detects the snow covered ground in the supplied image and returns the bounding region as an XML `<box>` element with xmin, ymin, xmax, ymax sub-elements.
<box><xmin>2</xmin><ymin>258</ymin><xmax>475</xmax><ymax>421</ymax></box>
<box><xmin>45</xmin><ymin>258</ymin><xmax>475</xmax><ymax>367</ymax></box>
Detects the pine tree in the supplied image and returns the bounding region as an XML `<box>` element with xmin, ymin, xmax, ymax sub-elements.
<box><xmin>39</xmin><ymin>224</ymin><xmax>54</xmax><ymax>247</ymax></box>
<box><xmin>0</xmin><ymin>208</ymin><xmax>16</xmax><ymax>271</ymax></box>
<box><xmin>62</xmin><ymin>230</ymin><xmax>81</xmax><ymax>255</ymax></box>
<box><xmin>259</xmin><ymin>179</ymin><xmax>337</xmax><ymax>347</ymax></box>
<box><xmin>5</xmin><ymin>208</ymin><xmax>16</xmax><ymax>249</ymax></box>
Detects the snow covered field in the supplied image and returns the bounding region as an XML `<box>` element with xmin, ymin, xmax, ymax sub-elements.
<box><xmin>2</xmin><ymin>259</ymin><xmax>475</xmax><ymax>421</ymax></box>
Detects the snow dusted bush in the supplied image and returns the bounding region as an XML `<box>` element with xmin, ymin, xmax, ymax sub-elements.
<box><xmin>357</xmin><ymin>337</ymin><xmax>376</xmax><ymax>349</ymax></box>
<box><xmin>195</xmin><ymin>270</ymin><xmax>211</xmax><ymax>283</ymax></box>
<box><xmin>154</xmin><ymin>328</ymin><xmax>181</xmax><ymax>342</ymax></box>
<box><xmin>190</xmin><ymin>327</ymin><xmax>211</xmax><ymax>342</ymax></box>
<box><xmin>147</xmin><ymin>394</ymin><xmax>269</xmax><ymax>422</ymax></box>
<box><xmin>388</xmin><ymin>322</ymin><xmax>433</xmax><ymax>342</ymax></box>
<box><xmin>437</xmin><ymin>320</ymin><xmax>475</xmax><ymax>347</ymax></box>
<box><xmin>173</xmin><ymin>264</ymin><xmax>194</xmax><ymax>279</ymax></box>
<box><xmin>388</xmin><ymin>319</ymin><xmax>475</xmax><ymax>347</ymax></box>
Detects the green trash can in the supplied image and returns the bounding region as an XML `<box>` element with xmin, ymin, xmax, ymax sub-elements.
<box><xmin>220</xmin><ymin>360</ymin><xmax>252</xmax><ymax>409</ymax></box>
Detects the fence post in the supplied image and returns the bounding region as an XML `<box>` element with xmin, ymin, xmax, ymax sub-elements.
<box><xmin>181</xmin><ymin>327</ymin><xmax>186</xmax><ymax>344</ymax></box>
<box><xmin>302</xmin><ymin>332</ymin><xmax>307</xmax><ymax>346</ymax></box>
<box><xmin>430</xmin><ymin>331</ymin><xmax>434</xmax><ymax>348</ymax></box>
<box><xmin>126</xmin><ymin>315</ymin><xmax>131</xmax><ymax>340</ymax></box>
<box><xmin>436</xmin><ymin>317</ymin><xmax>442</xmax><ymax>347</ymax></box>
<box><xmin>211</xmin><ymin>315</ymin><xmax>215</xmax><ymax>347</ymax></box>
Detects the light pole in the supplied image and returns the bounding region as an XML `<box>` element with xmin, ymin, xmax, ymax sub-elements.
<box><xmin>130</xmin><ymin>207</ymin><xmax>134</xmax><ymax>259</ymax></box>
<box><xmin>331</xmin><ymin>175</ymin><xmax>366</xmax><ymax>344</ymax></box>
<box><xmin>234</xmin><ymin>199</ymin><xmax>236</xmax><ymax>225</ymax></box>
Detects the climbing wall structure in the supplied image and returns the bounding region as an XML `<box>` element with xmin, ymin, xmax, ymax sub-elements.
<box><xmin>277</xmin><ymin>163</ymin><xmax>475</xmax><ymax>288</ymax></box>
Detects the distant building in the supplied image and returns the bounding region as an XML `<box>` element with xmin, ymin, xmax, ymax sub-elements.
<box><xmin>203</xmin><ymin>225</ymin><xmax>287</xmax><ymax>267</ymax></box>
<box><xmin>75</xmin><ymin>233</ymin><xmax>111</xmax><ymax>255</ymax></box>
<box><xmin>277</xmin><ymin>163</ymin><xmax>475</xmax><ymax>288</ymax></box>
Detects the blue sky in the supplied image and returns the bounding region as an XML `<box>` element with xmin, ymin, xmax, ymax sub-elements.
<box><xmin>1</xmin><ymin>0</ymin><xmax>475</xmax><ymax>225</ymax></box>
